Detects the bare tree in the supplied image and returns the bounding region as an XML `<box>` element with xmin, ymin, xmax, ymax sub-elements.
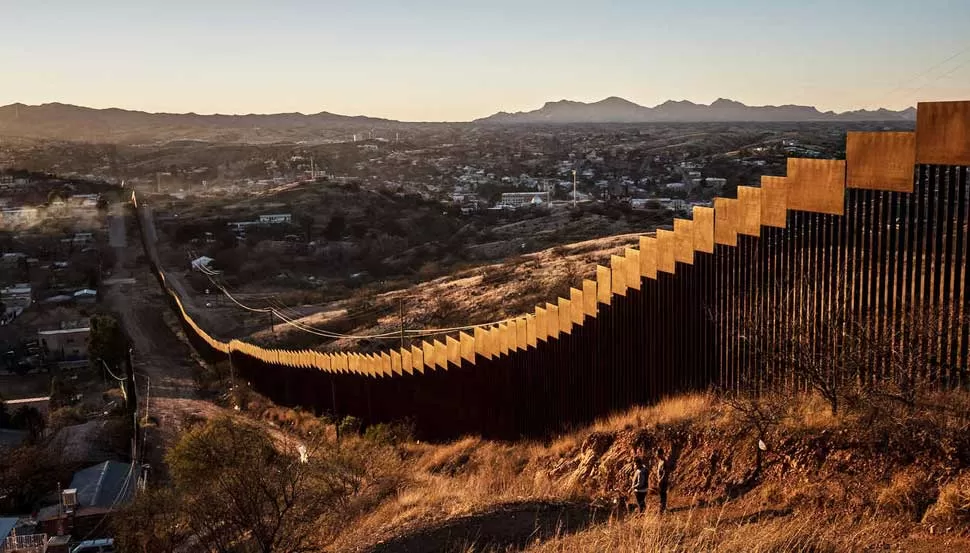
<box><xmin>731</xmin><ymin>265</ymin><xmax>965</xmax><ymax>416</ymax></box>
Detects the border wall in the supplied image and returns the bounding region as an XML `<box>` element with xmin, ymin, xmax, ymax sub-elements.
<box><xmin>132</xmin><ymin>101</ymin><xmax>970</xmax><ymax>440</ymax></box>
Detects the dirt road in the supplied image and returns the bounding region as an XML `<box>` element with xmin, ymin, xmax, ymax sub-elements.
<box><xmin>103</xmin><ymin>205</ymin><xmax>227</xmax><ymax>477</ymax></box>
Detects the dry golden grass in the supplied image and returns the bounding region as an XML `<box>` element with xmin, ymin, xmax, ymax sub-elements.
<box><xmin>923</xmin><ymin>472</ymin><xmax>970</xmax><ymax>529</ymax></box>
<box><xmin>247</xmin><ymin>233</ymin><xmax>641</xmax><ymax>351</ymax></box>
<box><xmin>590</xmin><ymin>393</ymin><xmax>714</xmax><ymax>434</ymax></box>
<box><xmin>877</xmin><ymin>468</ymin><xmax>937</xmax><ymax>521</ymax></box>
<box><xmin>521</xmin><ymin>508</ymin><xmax>906</xmax><ymax>553</ymax></box>
<box><xmin>335</xmin><ymin>438</ymin><xmax>583</xmax><ymax>549</ymax></box>
<box><xmin>229</xmin><ymin>387</ymin><xmax>970</xmax><ymax>552</ymax></box>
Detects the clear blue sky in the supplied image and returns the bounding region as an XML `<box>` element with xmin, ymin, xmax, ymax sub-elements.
<box><xmin>3</xmin><ymin>0</ymin><xmax>969</xmax><ymax>121</ymax></box>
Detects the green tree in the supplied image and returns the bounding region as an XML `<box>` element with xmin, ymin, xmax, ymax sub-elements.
<box><xmin>296</xmin><ymin>213</ymin><xmax>315</xmax><ymax>242</ymax></box>
<box><xmin>46</xmin><ymin>188</ymin><xmax>64</xmax><ymax>205</ymax></box>
<box><xmin>114</xmin><ymin>489</ymin><xmax>188</xmax><ymax>553</ymax></box>
<box><xmin>166</xmin><ymin>417</ymin><xmax>333</xmax><ymax>553</ymax></box>
<box><xmin>0</xmin><ymin>445</ymin><xmax>59</xmax><ymax>511</ymax></box>
<box><xmin>9</xmin><ymin>406</ymin><xmax>45</xmax><ymax>441</ymax></box>
<box><xmin>323</xmin><ymin>212</ymin><xmax>346</xmax><ymax>241</ymax></box>
<box><xmin>88</xmin><ymin>314</ymin><xmax>128</xmax><ymax>372</ymax></box>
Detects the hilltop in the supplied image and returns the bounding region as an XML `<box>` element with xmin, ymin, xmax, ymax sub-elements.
<box><xmin>116</xmin><ymin>384</ymin><xmax>970</xmax><ymax>552</ymax></box>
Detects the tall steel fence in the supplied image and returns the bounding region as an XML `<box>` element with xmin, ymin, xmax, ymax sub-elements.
<box><xmin>133</xmin><ymin>101</ymin><xmax>970</xmax><ymax>440</ymax></box>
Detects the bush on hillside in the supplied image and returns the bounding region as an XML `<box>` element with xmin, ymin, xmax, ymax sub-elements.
<box><xmin>364</xmin><ymin>420</ymin><xmax>415</xmax><ymax>447</ymax></box>
<box><xmin>876</xmin><ymin>468</ymin><xmax>937</xmax><ymax>521</ymax></box>
<box><xmin>923</xmin><ymin>472</ymin><xmax>970</xmax><ymax>530</ymax></box>
<box><xmin>339</xmin><ymin>415</ymin><xmax>362</xmax><ymax>437</ymax></box>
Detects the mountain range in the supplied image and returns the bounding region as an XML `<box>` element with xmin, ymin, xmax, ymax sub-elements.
<box><xmin>476</xmin><ymin>97</ymin><xmax>916</xmax><ymax>124</ymax></box>
<box><xmin>0</xmin><ymin>102</ymin><xmax>397</xmax><ymax>144</ymax></box>
<box><xmin>0</xmin><ymin>98</ymin><xmax>916</xmax><ymax>143</ymax></box>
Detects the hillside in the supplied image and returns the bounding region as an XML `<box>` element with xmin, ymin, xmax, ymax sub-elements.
<box><xmin>119</xmin><ymin>384</ymin><xmax>970</xmax><ymax>552</ymax></box>
<box><xmin>246</xmin><ymin>232</ymin><xmax>644</xmax><ymax>352</ymax></box>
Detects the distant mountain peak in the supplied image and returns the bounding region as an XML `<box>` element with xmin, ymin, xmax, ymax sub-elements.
<box><xmin>474</xmin><ymin>96</ymin><xmax>916</xmax><ymax>124</ymax></box>
<box><xmin>710</xmin><ymin>98</ymin><xmax>745</xmax><ymax>107</ymax></box>
<box><xmin>658</xmin><ymin>99</ymin><xmax>698</xmax><ymax>107</ymax></box>
<box><xmin>596</xmin><ymin>96</ymin><xmax>641</xmax><ymax>106</ymax></box>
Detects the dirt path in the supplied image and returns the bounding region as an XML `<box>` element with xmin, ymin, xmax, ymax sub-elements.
<box><xmin>361</xmin><ymin>501</ymin><xmax>609</xmax><ymax>553</ymax></box>
<box><xmin>103</xmin><ymin>205</ymin><xmax>228</xmax><ymax>478</ymax></box>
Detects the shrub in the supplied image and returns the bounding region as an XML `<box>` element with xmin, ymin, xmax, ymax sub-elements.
<box><xmin>363</xmin><ymin>420</ymin><xmax>415</xmax><ymax>447</ymax></box>
<box><xmin>876</xmin><ymin>469</ymin><xmax>936</xmax><ymax>521</ymax></box>
<box><xmin>923</xmin><ymin>472</ymin><xmax>970</xmax><ymax>530</ymax></box>
<box><xmin>339</xmin><ymin>415</ymin><xmax>362</xmax><ymax>437</ymax></box>
<box><xmin>48</xmin><ymin>406</ymin><xmax>85</xmax><ymax>432</ymax></box>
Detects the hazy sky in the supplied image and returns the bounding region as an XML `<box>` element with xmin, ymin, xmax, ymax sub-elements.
<box><xmin>3</xmin><ymin>0</ymin><xmax>969</xmax><ymax>121</ymax></box>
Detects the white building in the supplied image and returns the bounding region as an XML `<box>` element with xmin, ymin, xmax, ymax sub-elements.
<box><xmin>39</xmin><ymin>323</ymin><xmax>90</xmax><ymax>361</ymax></box>
<box><xmin>496</xmin><ymin>192</ymin><xmax>550</xmax><ymax>209</ymax></box>
<box><xmin>258</xmin><ymin>214</ymin><xmax>292</xmax><ymax>224</ymax></box>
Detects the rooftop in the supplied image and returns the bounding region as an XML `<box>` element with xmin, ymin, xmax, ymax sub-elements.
<box><xmin>38</xmin><ymin>326</ymin><xmax>90</xmax><ymax>336</ymax></box>
<box><xmin>60</xmin><ymin>460</ymin><xmax>134</xmax><ymax>512</ymax></box>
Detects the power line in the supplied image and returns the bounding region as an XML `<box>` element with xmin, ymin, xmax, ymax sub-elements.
<box><xmin>870</xmin><ymin>44</ymin><xmax>970</xmax><ymax>108</ymax></box>
<box><xmin>101</xmin><ymin>359</ymin><xmax>128</xmax><ymax>382</ymax></box>
<box><xmin>188</xmin><ymin>248</ymin><xmax>520</xmax><ymax>339</ymax></box>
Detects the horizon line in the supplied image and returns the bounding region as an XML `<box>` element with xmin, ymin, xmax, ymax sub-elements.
<box><xmin>0</xmin><ymin>96</ymin><xmax>920</xmax><ymax>124</ymax></box>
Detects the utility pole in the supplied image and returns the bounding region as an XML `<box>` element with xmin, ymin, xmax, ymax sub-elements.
<box><xmin>572</xmin><ymin>169</ymin><xmax>578</xmax><ymax>208</ymax></box>
<box><xmin>399</xmin><ymin>297</ymin><xmax>405</xmax><ymax>351</ymax></box>
<box><xmin>228</xmin><ymin>351</ymin><xmax>237</xmax><ymax>409</ymax></box>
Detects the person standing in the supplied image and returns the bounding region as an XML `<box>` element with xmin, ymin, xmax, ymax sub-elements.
<box><xmin>631</xmin><ymin>457</ymin><xmax>649</xmax><ymax>513</ymax></box>
<box><xmin>656</xmin><ymin>448</ymin><xmax>669</xmax><ymax>514</ymax></box>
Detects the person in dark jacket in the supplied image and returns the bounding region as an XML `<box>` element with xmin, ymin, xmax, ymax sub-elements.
<box><xmin>631</xmin><ymin>457</ymin><xmax>649</xmax><ymax>513</ymax></box>
<box><xmin>656</xmin><ymin>448</ymin><xmax>669</xmax><ymax>514</ymax></box>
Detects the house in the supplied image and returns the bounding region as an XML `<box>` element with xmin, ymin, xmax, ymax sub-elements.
<box><xmin>69</xmin><ymin>194</ymin><xmax>100</xmax><ymax>209</ymax></box>
<box><xmin>1</xmin><ymin>253</ymin><xmax>27</xmax><ymax>265</ymax></box>
<box><xmin>71</xmin><ymin>233</ymin><xmax>94</xmax><ymax>245</ymax></box>
<box><xmin>0</xmin><ymin>208</ymin><xmax>39</xmax><ymax>222</ymax></box>
<box><xmin>3</xmin><ymin>397</ymin><xmax>51</xmax><ymax>419</ymax></box>
<box><xmin>228</xmin><ymin>221</ymin><xmax>260</xmax><ymax>233</ymax></box>
<box><xmin>38</xmin><ymin>322</ymin><xmax>90</xmax><ymax>361</ymax></box>
<box><xmin>0</xmin><ymin>517</ymin><xmax>48</xmax><ymax>553</ymax></box>
<box><xmin>0</xmin><ymin>176</ymin><xmax>28</xmax><ymax>189</ymax></box>
<box><xmin>258</xmin><ymin>213</ymin><xmax>292</xmax><ymax>224</ymax></box>
<box><xmin>36</xmin><ymin>461</ymin><xmax>134</xmax><ymax>539</ymax></box>
<box><xmin>1</xmin><ymin>284</ymin><xmax>32</xmax><ymax>309</ymax></box>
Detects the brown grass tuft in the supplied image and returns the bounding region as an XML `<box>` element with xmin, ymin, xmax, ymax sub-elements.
<box><xmin>877</xmin><ymin>468</ymin><xmax>937</xmax><ymax>521</ymax></box>
<box><xmin>923</xmin><ymin>472</ymin><xmax>970</xmax><ymax>531</ymax></box>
